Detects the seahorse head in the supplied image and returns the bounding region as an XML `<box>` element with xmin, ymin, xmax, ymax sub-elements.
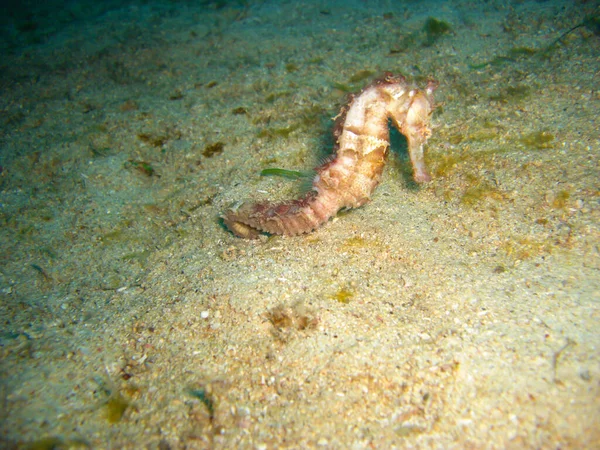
<box><xmin>405</xmin><ymin>88</ymin><xmax>434</xmax><ymax>131</ymax></box>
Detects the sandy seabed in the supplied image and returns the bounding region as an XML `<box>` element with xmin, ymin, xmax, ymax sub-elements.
<box><xmin>0</xmin><ymin>0</ymin><xmax>599</xmax><ymax>448</ymax></box>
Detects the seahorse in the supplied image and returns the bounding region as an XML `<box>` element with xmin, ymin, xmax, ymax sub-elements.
<box><xmin>223</xmin><ymin>73</ymin><xmax>436</xmax><ymax>239</ymax></box>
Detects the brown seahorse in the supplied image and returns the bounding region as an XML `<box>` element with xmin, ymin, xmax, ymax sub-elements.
<box><xmin>223</xmin><ymin>73</ymin><xmax>436</xmax><ymax>239</ymax></box>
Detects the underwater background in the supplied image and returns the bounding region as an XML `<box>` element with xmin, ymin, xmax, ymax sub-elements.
<box><xmin>1</xmin><ymin>0</ymin><xmax>599</xmax><ymax>448</ymax></box>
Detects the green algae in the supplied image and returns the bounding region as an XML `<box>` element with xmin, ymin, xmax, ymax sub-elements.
<box><xmin>467</xmin><ymin>128</ymin><xmax>501</xmax><ymax>142</ymax></box>
<box><xmin>448</xmin><ymin>134</ymin><xmax>464</xmax><ymax>145</ymax></box>
<box><xmin>469</xmin><ymin>55</ymin><xmax>516</xmax><ymax>70</ymax></box>
<box><xmin>265</xmin><ymin>91</ymin><xmax>291</xmax><ymax>103</ymax></box>
<box><xmin>202</xmin><ymin>142</ymin><xmax>225</xmax><ymax>157</ymax></box>
<box><xmin>548</xmin><ymin>11</ymin><xmax>600</xmax><ymax>50</ymax></box>
<box><xmin>433</xmin><ymin>154</ymin><xmax>462</xmax><ymax>178</ymax></box>
<box><xmin>341</xmin><ymin>236</ymin><xmax>384</xmax><ymax>251</ymax></box>
<box><xmin>501</xmin><ymin>237</ymin><xmax>550</xmax><ymax>262</ymax></box>
<box><xmin>137</xmin><ymin>133</ymin><xmax>169</xmax><ymax>148</ymax></box>
<box><xmin>551</xmin><ymin>190</ymin><xmax>570</xmax><ymax>209</ymax></box>
<box><xmin>349</xmin><ymin>70</ymin><xmax>375</xmax><ymax>83</ymax></box>
<box><xmin>509</xmin><ymin>46</ymin><xmax>537</xmax><ymax>56</ymax></box>
<box><xmin>471</xmin><ymin>9</ymin><xmax>600</xmax><ymax>72</ymax></box>
<box><xmin>332</xmin><ymin>81</ymin><xmax>354</xmax><ymax>92</ymax></box>
<box><xmin>105</xmin><ymin>392</ymin><xmax>130</xmax><ymax>424</ymax></box>
<box><xmin>343</xmin><ymin>236</ymin><xmax>368</xmax><ymax>247</ymax></box>
<box><xmin>331</xmin><ymin>287</ymin><xmax>354</xmax><ymax>304</ymax></box>
<box><xmin>260</xmin><ymin>168</ymin><xmax>305</xmax><ymax>179</ymax></box>
<box><xmin>121</xmin><ymin>250</ymin><xmax>151</xmax><ymax>264</ymax></box>
<box><xmin>424</xmin><ymin>17</ymin><xmax>452</xmax><ymax>46</ymax></box>
<box><xmin>125</xmin><ymin>159</ymin><xmax>155</xmax><ymax>177</ymax></box>
<box><xmin>257</xmin><ymin>123</ymin><xmax>301</xmax><ymax>138</ymax></box>
<box><xmin>468</xmin><ymin>47</ymin><xmax>537</xmax><ymax>71</ymax></box>
<box><xmin>461</xmin><ymin>181</ymin><xmax>506</xmax><ymax>205</ymax></box>
<box><xmin>519</xmin><ymin>131</ymin><xmax>555</xmax><ymax>150</ymax></box>
<box><xmin>424</xmin><ymin>17</ymin><xmax>452</xmax><ymax>35</ymax></box>
<box><xmin>489</xmin><ymin>84</ymin><xmax>531</xmax><ymax>103</ymax></box>
<box><xmin>232</xmin><ymin>106</ymin><xmax>247</xmax><ymax>115</ymax></box>
<box><xmin>23</xmin><ymin>436</ymin><xmax>90</xmax><ymax>449</ymax></box>
<box><xmin>189</xmin><ymin>388</ymin><xmax>215</xmax><ymax>419</ymax></box>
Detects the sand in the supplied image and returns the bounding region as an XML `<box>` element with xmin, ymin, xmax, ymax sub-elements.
<box><xmin>0</xmin><ymin>0</ymin><xmax>598</xmax><ymax>448</ymax></box>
